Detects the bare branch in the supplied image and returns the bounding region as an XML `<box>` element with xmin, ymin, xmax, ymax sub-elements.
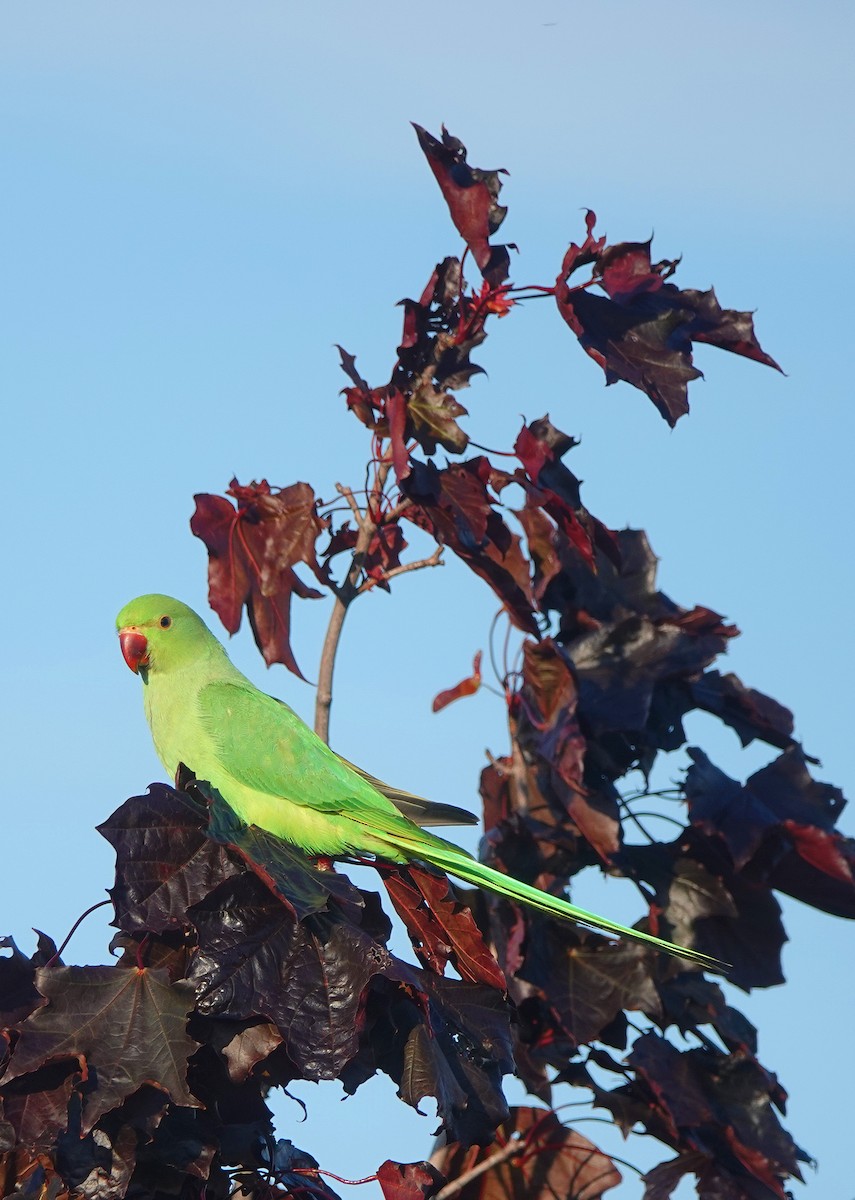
<box><xmin>336</xmin><ymin>482</ymin><xmax>366</xmax><ymax>528</ymax></box>
<box><xmin>314</xmin><ymin>457</ymin><xmax>393</xmax><ymax>743</ymax></box>
<box><xmin>434</xmin><ymin>1139</ymin><xmax>526</xmax><ymax>1200</ymax></box>
<box><xmin>358</xmin><ymin>546</ymin><xmax>444</xmax><ymax>594</ymax></box>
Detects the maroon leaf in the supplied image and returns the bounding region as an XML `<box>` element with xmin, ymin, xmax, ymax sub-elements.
<box><xmin>365</xmin><ymin>523</ymin><xmax>408</xmax><ymax>591</ymax></box>
<box><xmin>686</xmin><ymin>748</ymin><xmax>855</xmax><ymax>917</ymax></box>
<box><xmin>624</xmin><ymin>838</ymin><xmax>786</xmax><ymax>990</ymax></box>
<box><xmin>641</xmin><ymin>1152</ymin><xmax>711</xmax><ymax>1200</ymax></box>
<box><xmin>520</xmin><ymin>922</ymin><xmax>660</xmax><ymax>1047</ymax></box>
<box><xmin>187</xmin><ymin>872</ymin><xmax>390</xmax><ymax>1081</ymax></box>
<box><xmin>376</xmin><ymin>1159</ymin><xmax>444</xmax><ymax>1200</ymax></box>
<box><xmin>386</xmin><ymin>385</ymin><xmax>411</xmax><ymax>481</ymax></box>
<box><xmin>216</xmin><ymin>1021</ymin><xmax>283</xmax><ymax>1085</ymax></box>
<box><xmin>431</xmin><ymin>1106</ymin><xmax>622</xmax><ymax>1200</ymax></box>
<box><xmin>554</xmin><ymin>215</ymin><xmax>781</xmax><ymax>425</ymax></box>
<box><xmin>513</xmin><ymin>639</ymin><xmax>620</xmax><ymax>860</ymax></box>
<box><xmin>380</xmin><ymin>865</ymin><xmax>506</xmax><ymax>991</ymax></box>
<box><xmin>432</xmin><ymin>652</ymin><xmax>483</xmax><ymax>713</ymax></box>
<box><xmin>403</xmin><ymin>458</ymin><xmax>537</xmax><ymax>635</ymax></box>
<box><xmin>629</xmin><ymin>1034</ymin><xmax>808</xmax><ymax>1198</ymax></box>
<box><xmin>690</xmin><ymin>672</ymin><xmax>795</xmax><ymax>751</ymax></box>
<box><xmin>513</xmin><ymin>416</ymin><xmax>617</xmax><ymax>576</ymax></box>
<box><xmin>2</xmin><ymin>967</ymin><xmax>199</xmax><ymax>1131</ymax></box>
<box><xmin>98</xmin><ymin>783</ymin><xmax>242</xmax><ymax>934</ymax></box>
<box><xmin>0</xmin><ymin>1061</ymin><xmax>81</xmax><ymax>1150</ymax></box>
<box><xmin>389</xmin><ymin>259</ymin><xmax>479</xmax><ymax>461</ymax></box>
<box><xmin>0</xmin><ymin>938</ymin><xmax>52</xmax><ymax>1030</ymax></box>
<box><xmin>655</xmin><ymin>974</ymin><xmax>757</xmax><ymax>1056</ymax></box>
<box><xmin>190</xmin><ymin>478</ymin><xmax>329</xmax><ymax>678</ymax></box>
<box><xmin>413</xmin><ymin>125</ymin><xmax>511</xmax><ymax>287</ymax></box>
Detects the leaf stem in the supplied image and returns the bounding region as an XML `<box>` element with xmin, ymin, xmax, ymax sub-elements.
<box><xmin>45</xmin><ymin>898</ymin><xmax>112</xmax><ymax>968</ymax></box>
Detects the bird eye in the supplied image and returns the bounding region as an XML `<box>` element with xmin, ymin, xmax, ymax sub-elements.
<box><xmin>160</xmin><ymin>615</ymin><xmax>172</xmax><ymax>629</ymax></box>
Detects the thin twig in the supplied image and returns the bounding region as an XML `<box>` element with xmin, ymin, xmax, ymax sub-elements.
<box><xmin>384</xmin><ymin>495</ymin><xmax>413</xmax><ymax>522</ymax></box>
<box><xmin>358</xmin><ymin>546</ymin><xmax>444</xmax><ymax>594</ymax></box>
<box><xmin>435</xmin><ymin>1139</ymin><xmax>527</xmax><ymax>1200</ymax></box>
<box><xmin>336</xmin><ymin>483</ymin><xmax>366</xmax><ymax>528</ymax></box>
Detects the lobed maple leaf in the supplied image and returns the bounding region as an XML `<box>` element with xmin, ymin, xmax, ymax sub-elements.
<box><xmin>686</xmin><ymin>747</ymin><xmax>855</xmax><ymax>918</ymax></box>
<box><xmin>554</xmin><ymin>213</ymin><xmax>782</xmax><ymax>425</ymax></box>
<box><xmin>1</xmin><ymin>965</ymin><xmax>199</xmax><ymax>1131</ymax></box>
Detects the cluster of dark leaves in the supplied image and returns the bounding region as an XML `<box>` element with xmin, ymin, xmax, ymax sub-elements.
<box><xmin>0</xmin><ymin>776</ymin><xmax>517</xmax><ymax>1198</ymax></box>
<box><xmin>426</xmin><ymin>412</ymin><xmax>845</xmax><ymax>1197</ymax></box>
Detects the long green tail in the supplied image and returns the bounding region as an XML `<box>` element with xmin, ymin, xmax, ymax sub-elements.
<box><xmin>412</xmin><ymin>840</ymin><xmax>726</xmax><ymax>973</ymax></box>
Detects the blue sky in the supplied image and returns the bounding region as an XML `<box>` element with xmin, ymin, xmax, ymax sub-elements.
<box><xmin>2</xmin><ymin>3</ymin><xmax>853</xmax><ymax>1197</ymax></box>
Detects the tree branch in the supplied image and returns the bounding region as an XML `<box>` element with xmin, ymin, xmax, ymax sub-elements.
<box><xmin>358</xmin><ymin>545</ymin><xmax>444</xmax><ymax>594</ymax></box>
<box><xmin>314</xmin><ymin>461</ymin><xmax>391</xmax><ymax>743</ymax></box>
<box><xmin>434</xmin><ymin>1139</ymin><xmax>526</xmax><ymax>1200</ymax></box>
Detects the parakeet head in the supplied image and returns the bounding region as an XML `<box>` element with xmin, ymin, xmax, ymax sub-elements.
<box><xmin>116</xmin><ymin>594</ymin><xmax>214</xmax><ymax>676</ymax></box>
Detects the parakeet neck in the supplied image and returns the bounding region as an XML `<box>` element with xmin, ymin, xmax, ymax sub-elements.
<box><xmin>142</xmin><ymin>639</ymin><xmax>246</xmax><ymax>781</ymax></box>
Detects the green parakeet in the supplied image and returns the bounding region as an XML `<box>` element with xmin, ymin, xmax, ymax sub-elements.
<box><xmin>117</xmin><ymin>593</ymin><xmax>722</xmax><ymax>970</ymax></box>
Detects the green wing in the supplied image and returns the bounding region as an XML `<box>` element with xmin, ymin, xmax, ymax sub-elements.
<box><xmin>196</xmin><ymin>680</ymin><xmax>448</xmax><ymax>843</ymax></box>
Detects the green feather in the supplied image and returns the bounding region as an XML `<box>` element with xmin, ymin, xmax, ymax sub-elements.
<box><xmin>116</xmin><ymin>593</ymin><xmax>725</xmax><ymax>972</ymax></box>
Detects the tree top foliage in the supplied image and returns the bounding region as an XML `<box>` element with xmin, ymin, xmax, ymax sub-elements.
<box><xmin>2</xmin><ymin>126</ymin><xmax>845</xmax><ymax>1200</ymax></box>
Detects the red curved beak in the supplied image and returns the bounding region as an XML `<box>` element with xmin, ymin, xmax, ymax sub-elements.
<box><xmin>119</xmin><ymin>628</ymin><xmax>150</xmax><ymax>674</ymax></box>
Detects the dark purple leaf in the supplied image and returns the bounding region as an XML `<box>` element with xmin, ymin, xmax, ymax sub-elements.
<box><xmin>2</xmin><ymin>966</ymin><xmax>199</xmax><ymax>1131</ymax></box>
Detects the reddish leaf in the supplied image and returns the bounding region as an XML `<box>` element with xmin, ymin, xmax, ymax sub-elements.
<box><xmin>431</xmin><ymin>1106</ymin><xmax>622</xmax><ymax>1200</ymax></box>
<box><xmin>97</xmin><ymin>783</ymin><xmax>242</xmax><ymax>934</ymax></box>
<box><xmin>187</xmin><ymin>872</ymin><xmax>391</xmax><ymax>1080</ymax></box>
<box><xmin>628</xmin><ymin>1035</ymin><xmax>808</xmax><ymax>1198</ymax></box>
<box><xmin>624</xmin><ymin>838</ymin><xmax>786</xmax><ymax>990</ymax></box>
<box><xmin>389</xmin><ymin>259</ymin><xmax>480</xmax><ymax>460</ymax></box>
<box><xmin>413</xmin><ymin>125</ymin><xmax>511</xmax><ymax>287</ymax></box>
<box><xmin>403</xmin><ymin>458</ymin><xmax>537</xmax><ymax>635</ymax></box>
<box><xmin>0</xmin><ymin>1061</ymin><xmax>80</xmax><ymax>1150</ymax></box>
<box><xmin>432</xmin><ymin>652</ymin><xmax>483</xmax><ymax>713</ymax></box>
<box><xmin>513</xmin><ymin>639</ymin><xmax>619</xmax><ymax>860</ymax></box>
<box><xmin>380</xmin><ymin>864</ymin><xmax>506</xmax><ymax>991</ymax></box>
<box><xmin>190</xmin><ymin>478</ymin><xmax>329</xmax><ymax>678</ymax></box>
<box><xmin>217</xmin><ymin>1021</ymin><xmax>283</xmax><ymax>1085</ymax></box>
<box><xmin>0</xmin><ymin>938</ymin><xmax>52</xmax><ymax>1030</ymax></box>
<box><xmin>365</xmin><ymin>523</ymin><xmax>408</xmax><ymax>591</ymax></box>
<box><xmin>686</xmin><ymin>748</ymin><xmax>855</xmax><ymax>917</ymax></box>
<box><xmin>376</xmin><ymin>1159</ymin><xmax>443</xmax><ymax>1200</ymax></box>
<box><xmin>641</xmin><ymin>1152</ymin><xmax>712</xmax><ymax>1200</ymax></box>
<box><xmin>386</xmin><ymin>386</ymin><xmax>411</xmax><ymax>481</ymax></box>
